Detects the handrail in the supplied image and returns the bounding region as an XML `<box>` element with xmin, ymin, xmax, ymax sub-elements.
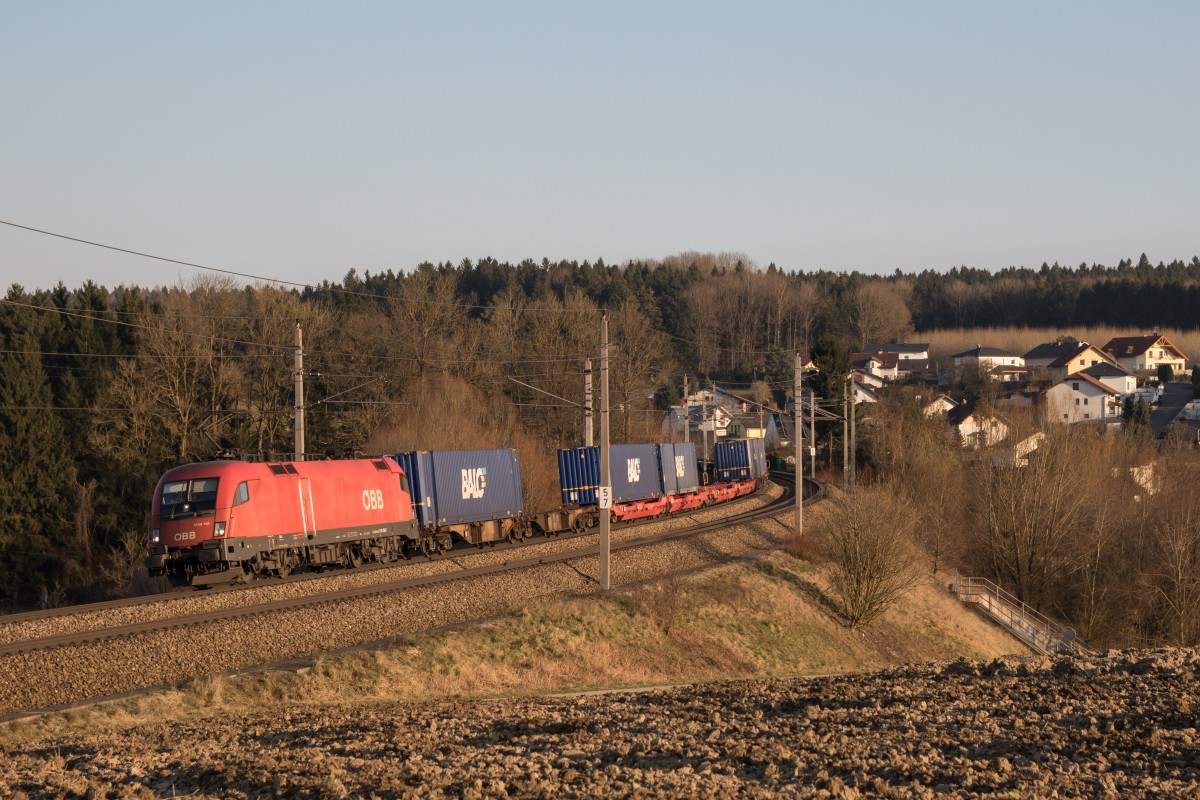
<box><xmin>951</xmin><ymin>572</ymin><xmax>1091</xmax><ymax>656</ymax></box>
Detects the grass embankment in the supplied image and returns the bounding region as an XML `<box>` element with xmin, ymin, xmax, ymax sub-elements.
<box><xmin>3</xmin><ymin>502</ymin><xmax>1024</xmax><ymax>744</ymax></box>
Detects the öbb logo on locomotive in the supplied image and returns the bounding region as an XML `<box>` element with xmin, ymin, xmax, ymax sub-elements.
<box><xmin>461</xmin><ymin>467</ymin><xmax>487</xmax><ymax>499</ymax></box>
<box><xmin>145</xmin><ymin>440</ymin><xmax>769</xmax><ymax>587</ymax></box>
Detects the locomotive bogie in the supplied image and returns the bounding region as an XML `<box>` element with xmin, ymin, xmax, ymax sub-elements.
<box><xmin>146</xmin><ymin>458</ymin><xmax>418</xmax><ymax>587</ymax></box>
<box><xmin>146</xmin><ymin>443</ymin><xmax>769</xmax><ymax>588</ymax></box>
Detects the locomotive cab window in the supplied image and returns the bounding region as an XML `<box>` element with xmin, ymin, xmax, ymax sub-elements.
<box><xmin>398</xmin><ymin>472</ymin><xmax>410</xmax><ymax>494</ymax></box>
<box><xmin>160</xmin><ymin>477</ymin><xmax>220</xmax><ymax>518</ymax></box>
<box><xmin>233</xmin><ymin>481</ymin><xmax>250</xmax><ymax>507</ymax></box>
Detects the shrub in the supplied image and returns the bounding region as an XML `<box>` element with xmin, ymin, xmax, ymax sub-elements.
<box><xmin>819</xmin><ymin>487</ymin><xmax>922</xmax><ymax>629</ymax></box>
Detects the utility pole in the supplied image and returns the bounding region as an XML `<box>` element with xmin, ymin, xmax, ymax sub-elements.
<box><xmin>682</xmin><ymin>375</ymin><xmax>688</xmax><ymax>445</ymax></box>
<box><xmin>294</xmin><ymin>322</ymin><xmax>305</xmax><ymax>461</ymax></box>
<box><xmin>849</xmin><ymin>381</ymin><xmax>857</xmax><ymax>493</ymax></box>
<box><xmin>598</xmin><ymin>313</ymin><xmax>611</xmax><ymax>591</ymax></box>
<box><xmin>584</xmin><ymin>358</ymin><xmax>593</xmax><ymax>447</ymax></box>
<box><xmin>794</xmin><ymin>352</ymin><xmax>803</xmax><ymax>537</ymax></box>
<box><xmin>808</xmin><ymin>388</ymin><xmax>816</xmax><ymax>479</ymax></box>
<box><xmin>842</xmin><ymin>391</ymin><xmax>849</xmax><ymax>491</ymax></box>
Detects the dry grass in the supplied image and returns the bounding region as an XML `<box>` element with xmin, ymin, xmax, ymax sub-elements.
<box><xmin>924</xmin><ymin>326</ymin><xmax>1200</xmax><ymax>363</ymax></box>
<box><xmin>0</xmin><ymin>529</ymin><xmax>1028</xmax><ymax>745</ymax></box>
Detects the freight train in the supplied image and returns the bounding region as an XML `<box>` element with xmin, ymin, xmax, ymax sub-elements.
<box><xmin>145</xmin><ymin>439</ymin><xmax>768</xmax><ymax>587</ymax></box>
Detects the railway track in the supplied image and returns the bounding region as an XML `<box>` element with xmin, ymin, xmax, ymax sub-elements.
<box><xmin>0</xmin><ymin>473</ymin><xmax>819</xmax><ymax>718</ymax></box>
<box><xmin>0</xmin><ymin>474</ymin><xmax>814</xmax><ymax>659</ymax></box>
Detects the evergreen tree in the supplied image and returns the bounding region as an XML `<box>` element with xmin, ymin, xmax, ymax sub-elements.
<box><xmin>0</xmin><ymin>287</ymin><xmax>75</xmax><ymax>606</ymax></box>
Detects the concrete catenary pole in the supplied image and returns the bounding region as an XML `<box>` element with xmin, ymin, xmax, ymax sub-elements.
<box><xmin>842</xmin><ymin>390</ymin><xmax>849</xmax><ymax>491</ymax></box>
<box><xmin>682</xmin><ymin>375</ymin><xmax>689</xmax><ymax>445</ymax></box>
<box><xmin>808</xmin><ymin>388</ymin><xmax>816</xmax><ymax>479</ymax></box>
<box><xmin>794</xmin><ymin>352</ymin><xmax>803</xmax><ymax>537</ymax></box>
<box><xmin>584</xmin><ymin>358</ymin><xmax>594</xmax><ymax>447</ymax></box>
<box><xmin>294</xmin><ymin>322</ymin><xmax>305</xmax><ymax>462</ymax></box>
<box><xmin>850</xmin><ymin>380</ymin><xmax>857</xmax><ymax>493</ymax></box>
<box><xmin>598</xmin><ymin>313</ymin><xmax>611</xmax><ymax>590</ymax></box>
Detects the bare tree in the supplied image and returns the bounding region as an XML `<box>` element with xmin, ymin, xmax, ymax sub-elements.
<box><xmin>851</xmin><ymin>283</ymin><xmax>912</xmax><ymax>349</ymax></box>
<box><xmin>820</xmin><ymin>487</ymin><xmax>923</xmax><ymax>629</ymax></box>
<box><xmin>970</xmin><ymin>429</ymin><xmax>1092</xmax><ymax>607</ymax></box>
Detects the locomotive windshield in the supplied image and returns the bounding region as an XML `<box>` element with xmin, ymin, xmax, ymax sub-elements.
<box><xmin>160</xmin><ymin>477</ymin><xmax>220</xmax><ymax>519</ymax></box>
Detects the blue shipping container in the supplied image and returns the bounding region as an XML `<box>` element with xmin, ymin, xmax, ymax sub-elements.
<box><xmin>557</xmin><ymin>447</ymin><xmax>599</xmax><ymax>506</ymax></box>
<box><xmin>392</xmin><ymin>449</ymin><xmax>523</xmax><ymax>527</ymax></box>
<box><xmin>658</xmin><ymin>442</ymin><xmax>700</xmax><ymax>495</ymax></box>
<box><xmin>714</xmin><ymin>438</ymin><xmax>768</xmax><ymax>483</ymax></box>
<box><xmin>611</xmin><ymin>444</ymin><xmax>663</xmax><ymax>502</ymax></box>
<box><xmin>558</xmin><ymin>444</ymin><xmax>667</xmax><ymax>505</ymax></box>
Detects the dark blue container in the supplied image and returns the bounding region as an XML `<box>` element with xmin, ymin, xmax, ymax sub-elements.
<box><xmin>658</xmin><ymin>442</ymin><xmax>700</xmax><ymax>495</ymax></box>
<box><xmin>557</xmin><ymin>446</ymin><xmax>599</xmax><ymax>506</ymax></box>
<box><xmin>714</xmin><ymin>438</ymin><xmax>768</xmax><ymax>483</ymax></box>
<box><xmin>558</xmin><ymin>444</ymin><xmax>666</xmax><ymax>505</ymax></box>
<box><xmin>392</xmin><ymin>449</ymin><xmax>523</xmax><ymax>527</ymax></box>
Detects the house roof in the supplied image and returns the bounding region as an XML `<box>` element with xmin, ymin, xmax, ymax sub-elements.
<box><xmin>1065</xmin><ymin>372</ymin><xmax>1120</xmax><ymax>395</ymax></box>
<box><xmin>1078</xmin><ymin>362</ymin><xmax>1133</xmax><ymax>380</ymax></box>
<box><xmin>1023</xmin><ymin>342</ymin><xmax>1082</xmax><ymax>361</ymax></box>
<box><xmin>1102</xmin><ymin>334</ymin><xmax>1188</xmax><ymax>362</ymax></box>
<box><xmin>862</xmin><ymin>343</ymin><xmax>929</xmax><ymax>355</ymax></box>
<box><xmin>849</xmin><ymin>352</ymin><xmax>882</xmax><ymax>368</ymax></box>
<box><xmin>947</xmin><ymin>399</ymin><xmax>978</xmax><ymax>425</ymax></box>
<box><xmin>1046</xmin><ymin>343</ymin><xmax>1115</xmax><ymax>369</ymax></box>
<box><xmin>953</xmin><ymin>345</ymin><xmax>1020</xmax><ymax>358</ymax></box>
<box><xmin>897</xmin><ymin>357</ymin><xmax>936</xmax><ymax>373</ymax></box>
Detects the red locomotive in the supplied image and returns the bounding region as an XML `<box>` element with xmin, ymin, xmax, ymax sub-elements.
<box><xmin>147</xmin><ymin>439</ymin><xmax>770</xmax><ymax>587</ymax></box>
<box><xmin>145</xmin><ymin>458</ymin><xmax>418</xmax><ymax>587</ymax></box>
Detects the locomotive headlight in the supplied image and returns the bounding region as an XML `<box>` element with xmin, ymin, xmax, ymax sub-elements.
<box><xmin>150</xmin><ymin>528</ymin><xmax>160</xmax><ymax>543</ymax></box>
<box><xmin>214</xmin><ymin>522</ymin><xmax>227</xmax><ymax>538</ymax></box>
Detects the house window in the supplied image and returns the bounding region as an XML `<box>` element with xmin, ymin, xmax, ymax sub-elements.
<box><xmin>1063</xmin><ymin>413</ymin><xmax>1069</xmax><ymax>419</ymax></box>
<box><xmin>1091</xmin><ymin>360</ymin><xmax>1098</xmax><ymax>366</ymax></box>
<box><xmin>1084</xmin><ymin>413</ymin><xmax>1091</xmax><ymax>419</ymax></box>
<box><xmin>1084</xmin><ymin>398</ymin><xmax>1089</xmax><ymax>405</ymax></box>
<box><xmin>1072</xmin><ymin>382</ymin><xmax>1079</xmax><ymax>390</ymax></box>
<box><xmin>1075</xmin><ymin>399</ymin><xmax>1080</xmax><ymax>406</ymax></box>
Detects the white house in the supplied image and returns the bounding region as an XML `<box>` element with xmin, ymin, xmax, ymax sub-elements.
<box><xmin>862</xmin><ymin>342</ymin><xmax>930</xmax><ymax>361</ymax></box>
<box><xmin>1044</xmin><ymin>374</ymin><xmax>1122</xmax><ymax>424</ymax></box>
<box><xmin>852</xmin><ymin>368</ymin><xmax>886</xmax><ymax>390</ymax></box>
<box><xmin>851</xmin><ymin>352</ymin><xmax>899</xmax><ymax>382</ymax></box>
<box><xmin>1077</xmin><ymin>363</ymin><xmax>1137</xmax><ymax>398</ymax></box>
<box><xmin>947</xmin><ymin>400</ymin><xmax>1008</xmax><ymax>449</ymax></box>
<box><xmin>922</xmin><ymin>394</ymin><xmax>959</xmax><ymax>417</ymax></box>
<box><xmin>953</xmin><ymin>346</ymin><xmax>1025</xmax><ymax>373</ymax></box>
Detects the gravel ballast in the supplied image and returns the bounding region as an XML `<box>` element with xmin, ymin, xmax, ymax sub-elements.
<box><xmin>0</xmin><ymin>486</ymin><xmax>788</xmax><ymax>716</ymax></box>
<box><xmin>3</xmin><ymin>648</ymin><xmax>1198</xmax><ymax>798</ymax></box>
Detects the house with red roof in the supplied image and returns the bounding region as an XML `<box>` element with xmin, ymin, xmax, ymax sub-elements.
<box><xmin>1101</xmin><ymin>334</ymin><xmax>1188</xmax><ymax>376</ymax></box>
<box><xmin>1043</xmin><ymin>343</ymin><xmax>1120</xmax><ymax>384</ymax></box>
<box><xmin>1044</xmin><ymin>373</ymin><xmax>1123</xmax><ymax>425</ymax></box>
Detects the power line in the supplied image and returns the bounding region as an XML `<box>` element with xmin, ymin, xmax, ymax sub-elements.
<box><xmin>2</xmin><ymin>217</ymin><xmax>815</xmax><ymax>359</ymax></box>
<box><xmin>0</xmin><ymin>218</ymin><xmax>596</xmax><ymax>314</ymax></box>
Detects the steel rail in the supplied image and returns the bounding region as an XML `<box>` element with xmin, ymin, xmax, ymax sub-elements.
<box><xmin>0</xmin><ymin>474</ymin><xmax>817</xmax><ymax>659</ymax></box>
<box><xmin>0</xmin><ymin>475</ymin><xmax>805</xmax><ymax>629</ymax></box>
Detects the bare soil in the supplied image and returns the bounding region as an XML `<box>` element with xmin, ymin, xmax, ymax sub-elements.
<box><xmin>3</xmin><ymin>648</ymin><xmax>1199</xmax><ymax>798</ymax></box>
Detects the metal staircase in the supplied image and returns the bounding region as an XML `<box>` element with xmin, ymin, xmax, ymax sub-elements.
<box><xmin>951</xmin><ymin>573</ymin><xmax>1091</xmax><ymax>656</ymax></box>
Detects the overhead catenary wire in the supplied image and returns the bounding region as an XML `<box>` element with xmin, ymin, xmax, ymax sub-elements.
<box><xmin>2</xmin><ymin>217</ymin><xmax>804</xmax><ymax>359</ymax></box>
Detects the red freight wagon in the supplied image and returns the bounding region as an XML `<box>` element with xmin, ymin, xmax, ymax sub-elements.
<box><xmin>145</xmin><ymin>458</ymin><xmax>418</xmax><ymax>586</ymax></box>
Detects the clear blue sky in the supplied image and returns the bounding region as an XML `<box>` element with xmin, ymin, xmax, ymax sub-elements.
<box><xmin>2</xmin><ymin>2</ymin><xmax>1198</xmax><ymax>290</ymax></box>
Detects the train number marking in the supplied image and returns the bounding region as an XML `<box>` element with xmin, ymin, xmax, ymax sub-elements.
<box><xmin>362</xmin><ymin>489</ymin><xmax>385</xmax><ymax>511</ymax></box>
